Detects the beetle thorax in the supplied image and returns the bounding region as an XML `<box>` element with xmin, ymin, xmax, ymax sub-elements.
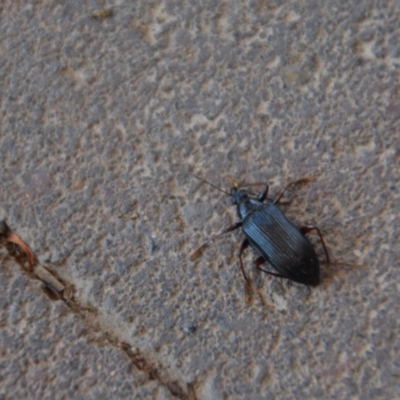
<box><xmin>231</xmin><ymin>188</ymin><xmax>262</xmax><ymax>220</ymax></box>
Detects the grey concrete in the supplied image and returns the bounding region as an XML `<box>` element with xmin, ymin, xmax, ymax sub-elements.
<box><xmin>0</xmin><ymin>254</ymin><xmax>174</xmax><ymax>400</ymax></box>
<box><xmin>1</xmin><ymin>0</ymin><xmax>399</xmax><ymax>399</ymax></box>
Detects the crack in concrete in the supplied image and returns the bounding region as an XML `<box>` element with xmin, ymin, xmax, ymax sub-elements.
<box><xmin>0</xmin><ymin>220</ymin><xmax>196</xmax><ymax>400</ymax></box>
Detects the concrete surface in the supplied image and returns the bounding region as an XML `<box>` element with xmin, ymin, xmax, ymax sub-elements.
<box><xmin>1</xmin><ymin>0</ymin><xmax>399</xmax><ymax>399</ymax></box>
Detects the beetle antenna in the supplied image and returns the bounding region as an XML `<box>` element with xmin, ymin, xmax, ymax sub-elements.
<box><xmin>181</xmin><ymin>171</ymin><xmax>230</xmax><ymax>196</ymax></box>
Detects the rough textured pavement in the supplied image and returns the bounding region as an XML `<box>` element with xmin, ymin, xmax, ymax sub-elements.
<box><xmin>1</xmin><ymin>1</ymin><xmax>399</xmax><ymax>399</ymax></box>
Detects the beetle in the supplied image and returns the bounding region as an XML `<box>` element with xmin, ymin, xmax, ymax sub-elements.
<box><xmin>188</xmin><ymin>174</ymin><xmax>330</xmax><ymax>286</ymax></box>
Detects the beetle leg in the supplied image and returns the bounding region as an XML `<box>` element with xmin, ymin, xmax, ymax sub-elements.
<box><xmin>254</xmin><ymin>256</ymin><xmax>286</xmax><ymax>279</ymax></box>
<box><xmin>257</xmin><ymin>184</ymin><xmax>270</xmax><ymax>202</ymax></box>
<box><xmin>238</xmin><ymin>239</ymin><xmax>250</xmax><ymax>281</ymax></box>
<box><xmin>273</xmin><ymin>177</ymin><xmax>313</xmax><ymax>204</ymax></box>
<box><xmin>190</xmin><ymin>221</ymin><xmax>243</xmax><ymax>260</ymax></box>
<box><xmin>300</xmin><ymin>225</ymin><xmax>330</xmax><ymax>264</ymax></box>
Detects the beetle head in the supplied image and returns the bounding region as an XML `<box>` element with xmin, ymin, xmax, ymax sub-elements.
<box><xmin>231</xmin><ymin>187</ymin><xmax>248</xmax><ymax>205</ymax></box>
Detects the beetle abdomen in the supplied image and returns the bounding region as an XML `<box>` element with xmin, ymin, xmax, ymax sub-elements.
<box><xmin>242</xmin><ymin>204</ymin><xmax>319</xmax><ymax>285</ymax></box>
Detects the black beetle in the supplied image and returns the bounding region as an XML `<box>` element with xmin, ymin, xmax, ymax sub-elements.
<box><xmin>189</xmin><ymin>174</ymin><xmax>330</xmax><ymax>286</ymax></box>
